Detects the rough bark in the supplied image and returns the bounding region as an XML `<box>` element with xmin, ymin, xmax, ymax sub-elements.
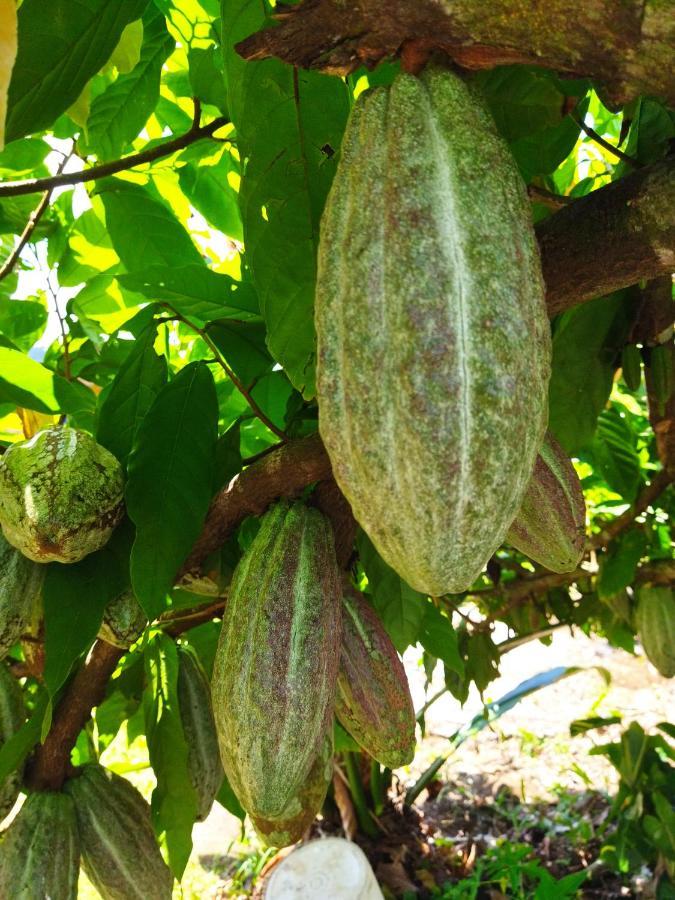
<box><xmin>237</xmin><ymin>0</ymin><xmax>675</xmax><ymax>106</ymax></box>
<box><xmin>537</xmin><ymin>158</ymin><xmax>675</xmax><ymax>317</ymax></box>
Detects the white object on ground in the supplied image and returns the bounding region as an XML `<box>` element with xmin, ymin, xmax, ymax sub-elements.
<box><xmin>263</xmin><ymin>836</ymin><xmax>384</xmax><ymax>900</ymax></box>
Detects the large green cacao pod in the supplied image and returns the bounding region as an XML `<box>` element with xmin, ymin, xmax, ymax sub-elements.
<box><xmin>212</xmin><ymin>500</ymin><xmax>342</xmax><ymax>820</ymax></box>
<box><xmin>0</xmin><ymin>530</ymin><xmax>44</xmax><ymax>659</ymax></box>
<box><xmin>250</xmin><ymin>732</ymin><xmax>333</xmax><ymax>848</ymax></box>
<box><xmin>506</xmin><ymin>432</ymin><xmax>586</xmax><ymax>573</ymax></box>
<box><xmin>315</xmin><ymin>66</ymin><xmax>551</xmax><ymax>596</ymax></box>
<box><xmin>98</xmin><ymin>590</ymin><xmax>147</xmax><ymax>649</ymax></box>
<box><xmin>0</xmin><ymin>663</ymin><xmax>26</xmax><ymax>820</ymax></box>
<box><xmin>336</xmin><ymin>587</ymin><xmax>415</xmax><ymax>768</ymax></box>
<box><xmin>0</xmin><ymin>426</ymin><xmax>124</xmax><ymax>563</ymax></box>
<box><xmin>0</xmin><ymin>790</ymin><xmax>80</xmax><ymax>899</ymax></box>
<box><xmin>65</xmin><ymin>764</ymin><xmax>173</xmax><ymax>900</ymax></box>
<box><xmin>635</xmin><ymin>586</ymin><xmax>675</xmax><ymax>678</ymax></box>
<box><xmin>177</xmin><ymin>643</ymin><xmax>223</xmax><ymax>821</ymax></box>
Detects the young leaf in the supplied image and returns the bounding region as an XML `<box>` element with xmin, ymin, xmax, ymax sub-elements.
<box><xmin>96</xmin><ymin>323</ymin><xmax>168</xmax><ymax>469</ymax></box>
<box><xmin>143</xmin><ymin>632</ymin><xmax>198</xmax><ymax>877</ymax></box>
<box><xmin>222</xmin><ymin>0</ymin><xmax>350</xmax><ymax>397</ymax></box>
<box><xmin>86</xmin><ymin>6</ymin><xmax>174</xmax><ymax>160</ymax></box>
<box><xmin>127</xmin><ymin>362</ymin><xmax>218</xmax><ymax>617</ymax></box>
<box><xmin>5</xmin><ymin>0</ymin><xmax>148</xmax><ymax>143</ymax></box>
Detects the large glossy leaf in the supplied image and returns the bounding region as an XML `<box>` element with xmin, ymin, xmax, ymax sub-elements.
<box><xmin>418</xmin><ymin>599</ymin><xmax>464</xmax><ymax>679</ymax></box>
<box><xmin>86</xmin><ymin>7</ymin><xmax>174</xmax><ymax>160</ymax></box>
<box><xmin>5</xmin><ymin>0</ymin><xmax>149</xmax><ymax>143</ymax></box>
<box><xmin>222</xmin><ymin>0</ymin><xmax>350</xmax><ymax>397</ymax></box>
<box><xmin>127</xmin><ymin>362</ymin><xmax>218</xmax><ymax>617</ymax></box>
<box><xmin>548</xmin><ymin>291</ymin><xmax>637</xmax><ymax>454</ymax></box>
<box><xmin>96</xmin><ymin>323</ymin><xmax>168</xmax><ymax>469</ymax></box>
<box><xmin>0</xmin><ymin>299</ymin><xmax>47</xmax><ymax>351</ymax></box>
<box><xmin>207</xmin><ymin>319</ymin><xmax>273</xmax><ymax>387</ymax></box>
<box><xmin>119</xmin><ymin>264</ymin><xmax>258</xmax><ymax>324</ymax></box>
<box><xmin>143</xmin><ymin>632</ymin><xmax>197</xmax><ymax>878</ymax></box>
<box><xmin>0</xmin><ymin>347</ymin><xmax>95</xmax><ymax>419</ymax></box>
<box><xmin>591</xmin><ymin>408</ymin><xmax>643</xmax><ymax>502</ymax></box>
<box><xmin>178</xmin><ymin>145</ymin><xmax>242</xmax><ymax>240</ymax></box>
<box><xmin>98</xmin><ymin>179</ymin><xmax>204</xmax><ymax>271</ymax></box>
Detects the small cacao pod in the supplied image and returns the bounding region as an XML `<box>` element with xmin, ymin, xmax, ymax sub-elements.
<box><xmin>98</xmin><ymin>590</ymin><xmax>147</xmax><ymax>649</ymax></box>
<box><xmin>64</xmin><ymin>764</ymin><xmax>173</xmax><ymax>900</ymax></box>
<box><xmin>621</xmin><ymin>344</ymin><xmax>642</xmax><ymax>392</ymax></box>
<box><xmin>0</xmin><ymin>790</ymin><xmax>80</xmax><ymax>899</ymax></box>
<box><xmin>250</xmin><ymin>732</ymin><xmax>334</xmax><ymax>848</ymax></box>
<box><xmin>315</xmin><ymin>66</ymin><xmax>551</xmax><ymax>596</ymax></box>
<box><xmin>177</xmin><ymin>643</ymin><xmax>223</xmax><ymax>821</ymax></box>
<box><xmin>0</xmin><ymin>427</ymin><xmax>124</xmax><ymax>563</ymax></box>
<box><xmin>0</xmin><ymin>663</ymin><xmax>26</xmax><ymax>820</ymax></box>
<box><xmin>336</xmin><ymin>587</ymin><xmax>415</xmax><ymax>768</ymax></box>
<box><xmin>635</xmin><ymin>585</ymin><xmax>675</xmax><ymax>678</ymax></box>
<box><xmin>0</xmin><ymin>530</ymin><xmax>44</xmax><ymax>659</ymax></box>
<box><xmin>506</xmin><ymin>432</ymin><xmax>586</xmax><ymax>573</ymax></box>
<box><xmin>212</xmin><ymin>500</ymin><xmax>342</xmax><ymax>820</ymax></box>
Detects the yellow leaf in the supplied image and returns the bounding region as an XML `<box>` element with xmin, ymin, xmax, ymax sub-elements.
<box><xmin>67</xmin><ymin>81</ymin><xmax>91</xmax><ymax>131</ymax></box>
<box><xmin>0</xmin><ymin>410</ymin><xmax>23</xmax><ymax>444</ymax></box>
<box><xmin>16</xmin><ymin>408</ymin><xmax>58</xmax><ymax>439</ymax></box>
<box><xmin>0</xmin><ymin>0</ymin><xmax>18</xmax><ymax>151</ymax></box>
<box><xmin>108</xmin><ymin>19</ymin><xmax>143</xmax><ymax>74</ymax></box>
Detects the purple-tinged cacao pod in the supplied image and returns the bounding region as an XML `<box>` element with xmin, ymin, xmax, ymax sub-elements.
<box><xmin>250</xmin><ymin>732</ymin><xmax>333</xmax><ymax>848</ymax></box>
<box><xmin>65</xmin><ymin>764</ymin><xmax>173</xmax><ymax>900</ymax></box>
<box><xmin>0</xmin><ymin>790</ymin><xmax>80</xmax><ymax>899</ymax></box>
<box><xmin>315</xmin><ymin>66</ymin><xmax>551</xmax><ymax>596</ymax></box>
<box><xmin>0</xmin><ymin>427</ymin><xmax>124</xmax><ymax>563</ymax></box>
<box><xmin>177</xmin><ymin>644</ymin><xmax>223</xmax><ymax>822</ymax></box>
<box><xmin>506</xmin><ymin>432</ymin><xmax>586</xmax><ymax>573</ymax></box>
<box><xmin>336</xmin><ymin>587</ymin><xmax>415</xmax><ymax>768</ymax></box>
<box><xmin>211</xmin><ymin>501</ymin><xmax>342</xmax><ymax>820</ymax></box>
<box><xmin>636</xmin><ymin>585</ymin><xmax>675</xmax><ymax>678</ymax></box>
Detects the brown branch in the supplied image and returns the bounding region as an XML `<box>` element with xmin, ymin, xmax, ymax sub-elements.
<box><xmin>527</xmin><ymin>185</ymin><xmax>574</xmax><ymax>210</ymax></box>
<box><xmin>161</xmin><ymin>600</ymin><xmax>226</xmax><ymax>637</ymax></box>
<box><xmin>28</xmin><ymin>641</ymin><xmax>124</xmax><ymax>790</ymax></box>
<box><xmin>570</xmin><ymin>111</ymin><xmax>640</xmax><ymax>168</ymax></box>
<box><xmin>0</xmin><ymin>106</ymin><xmax>230</xmax><ymax>199</ymax></box>
<box><xmin>180</xmin><ymin>432</ymin><xmax>332</xmax><ymax>577</ymax></box>
<box><xmin>639</xmin><ymin>278</ymin><xmax>675</xmax><ymax>476</ymax></box>
<box><xmin>311</xmin><ymin>478</ymin><xmax>357</xmax><ymax>569</ymax></box>
<box><xmin>235</xmin><ymin>0</ymin><xmax>675</xmax><ymax>107</ymax></box>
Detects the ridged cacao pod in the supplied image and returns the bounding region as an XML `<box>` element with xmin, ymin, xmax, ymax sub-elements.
<box><xmin>98</xmin><ymin>590</ymin><xmax>147</xmax><ymax>649</ymax></box>
<box><xmin>64</xmin><ymin>764</ymin><xmax>173</xmax><ymax>900</ymax></box>
<box><xmin>315</xmin><ymin>67</ymin><xmax>551</xmax><ymax>596</ymax></box>
<box><xmin>212</xmin><ymin>500</ymin><xmax>342</xmax><ymax>820</ymax></box>
<box><xmin>250</xmin><ymin>732</ymin><xmax>333</xmax><ymax>848</ymax></box>
<box><xmin>177</xmin><ymin>643</ymin><xmax>223</xmax><ymax>821</ymax></box>
<box><xmin>0</xmin><ymin>663</ymin><xmax>26</xmax><ymax>820</ymax></box>
<box><xmin>0</xmin><ymin>790</ymin><xmax>80</xmax><ymax>899</ymax></box>
<box><xmin>0</xmin><ymin>530</ymin><xmax>44</xmax><ymax>659</ymax></box>
<box><xmin>506</xmin><ymin>432</ymin><xmax>586</xmax><ymax>573</ymax></box>
<box><xmin>0</xmin><ymin>426</ymin><xmax>124</xmax><ymax>563</ymax></box>
<box><xmin>636</xmin><ymin>586</ymin><xmax>675</xmax><ymax>678</ymax></box>
<box><xmin>336</xmin><ymin>587</ymin><xmax>415</xmax><ymax>768</ymax></box>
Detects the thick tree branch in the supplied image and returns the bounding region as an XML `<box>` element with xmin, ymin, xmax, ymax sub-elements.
<box><xmin>236</xmin><ymin>0</ymin><xmax>675</xmax><ymax>107</ymax></box>
<box><xmin>28</xmin><ymin>641</ymin><xmax>124</xmax><ymax>790</ymax></box>
<box><xmin>0</xmin><ymin>107</ymin><xmax>230</xmax><ymax>199</ymax></box>
<box><xmin>537</xmin><ymin>158</ymin><xmax>675</xmax><ymax>318</ymax></box>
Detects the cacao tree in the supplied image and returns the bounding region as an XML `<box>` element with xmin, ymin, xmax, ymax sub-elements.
<box><xmin>0</xmin><ymin>0</ymin><xmax>673</xmax><ymax>895</ymax></box>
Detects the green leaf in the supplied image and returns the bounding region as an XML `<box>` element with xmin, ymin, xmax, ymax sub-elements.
<box><xmin>215</xmin><ymin>775</ymin><xmax>245</xmax><ymax>822</ymax></box>
<box><xmin>548</xmin><ymin>291</ymin><xmax>637</xmax><ymax>454</ymax></box>
<box><xmin>357</xmin><ymin>533</ymin><xmax>426</xmax><ymax>653</ymax></box>
<box><xmin>570</xmin><ymin>715</ymin><xmax>623</xmax><ymax>736</ymax></box>
<box><xmin>127</xmin><ymin>362</ymin><xmax>218</xmax><ymax>617</ymax></box>
<box><xmin>6</xmin><ymin>0</ymin><xmax>149</xmax><ymax>143</ymax></box>
<box><xmin>418</xmin><ymin>600</ymin><xmax>465</xmax><ymax>678</ymax></box>
<box><xmin>98</xmin><ymin>179</ymin><xmax>204</xmax><ymax>271</ymax></box>
<box><xmin>188</xmin><ymin>46</ymin><xmax>228</xmax><ymax>113</ymax></box>
<box><xmin>0</xmin><ymin>347</ymin><xmax>95</xmax><ymax>419</ymax></box>
<box><xmin>0</xmin><ymin>137</ymin><xmax>50</xmax><ymax>176</ymax></box>
<box><xmin>476</xmin><ymin>67</ymin><xmax>565</xmax><ymax>143</ymax></box>
<box><xmin>119</xmin><ymin>265</ymin><xmax>258</xmax><ymax>324</ymax></box>
<box><xmin>58</xmin><ymin>206</ymin><xmax>120</xmax><ymax>287</ymax></box>
<box><xmin>143</xmin><ymin>632</ymin><xmax>197</xmax><ymax>877</ymax></box>
<box><xmin>43</xmin><ymin>525</ymin><xmax>131</xmax><ymax>697</ymax></box>
<box><xmin>0</xmin><ymin>299</ymin><xmax>47</xmax><ymax>351</ymax></box>
<box><xmin>86</xmin><ymin>7</ymin><xmax>174</xmax><ymax>160</ymax></box>
<box><xmin>222</xmin><ymin>0</ymin><xmax>350</xmax><ymax>397</ymax></box>
<box><xmin>597</xmin><ymin>530</ymin><xmax>648</xmax><ymax>598</ymax></box>
<box><xmin>96</xmin><ymin>323</ymin><xmax>168</xmax><ymax>469</ymax></box>
<box><xmin>207</xmin><ymin>320</ymin><xmax>273</xmax><ymax>388</ymax></box>
<box><xmin>178</xmin><ymin>147</ymin><xmax>242</xmax><ymax>240</ymax></box>
<box><xmin>592</xmin><ymin>408</ymin><xmax>643</xmax><ymax>502</ymax></box>
<box><xmin>0</xmin><ymin>690</ymin><xmax>49</xmax><ymax>783</ymax></box>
